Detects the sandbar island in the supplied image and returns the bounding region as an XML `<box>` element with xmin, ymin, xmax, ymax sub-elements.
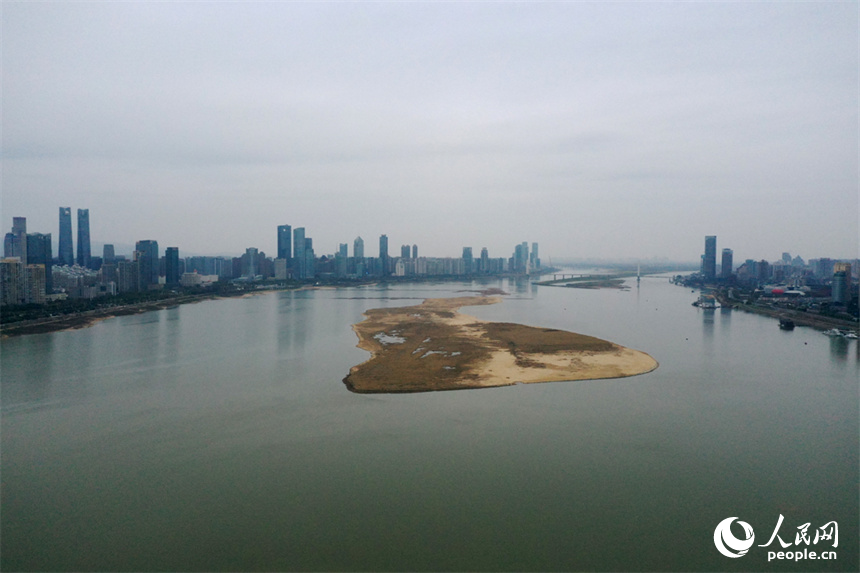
<box><xmin>344</xmin><ymin>296</ymin><xmax>658</xmax><ymax>393</ymax></box>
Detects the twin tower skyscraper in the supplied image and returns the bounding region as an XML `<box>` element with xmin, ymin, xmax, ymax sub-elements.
<box><xmin>58</xmin><ymin>207</ymin><xmax>90</xmax><ymax>268</ymax></box>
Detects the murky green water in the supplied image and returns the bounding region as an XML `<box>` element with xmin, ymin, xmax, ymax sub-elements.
<box><xmin>2</xmin><ymin>276</ymin><xmax>857</xmax><ymax>571</ymax></box>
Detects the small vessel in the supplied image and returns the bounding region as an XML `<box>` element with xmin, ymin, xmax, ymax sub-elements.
<box><xmin>822</xmin><ymin>329</ymin><xmax>844</xmax><ymax>337</ymax></box>
<box><xmin>692</xmin><ymin>295</ymin><xmax>718</xmax><ymax>309</ymax></box>
<box><xmin>845</xmin><ymin>332</ymin><xmax>859</xmax><ymax>340</ymax></box>
<box><xmin>779</xmin><ymin>318</ymin><xmax>795</xmax><ymax>330</ymax></box>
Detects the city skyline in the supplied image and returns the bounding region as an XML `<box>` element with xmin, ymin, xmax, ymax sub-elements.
<box><xmin>2</xmin><ymin>205</ymin><xmax>856</xmax><ymax>267</ymax></box>
<box><xmin>2</xmin><ymin>3</ymin><xmax>856</xmax><ymax>261</ymax></box>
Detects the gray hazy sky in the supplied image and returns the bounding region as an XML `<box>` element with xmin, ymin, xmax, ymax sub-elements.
<box><xmin>2</xmin><ymin>1</ymin><xmax>858</xmax><ymax>262</ymax></box>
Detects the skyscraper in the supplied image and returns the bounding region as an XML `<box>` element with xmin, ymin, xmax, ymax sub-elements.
<box><xmin>117</xmin><ymin>259</ymin><xmax>139</xmax><ymax>293</ymax></box>
<box><xmin>336</xmin><ymin>244</ymin><xmax>348</xmax><ymax>278</ymax></box>
<box><xmin>277</xmin><ymin>225</ymin><xmax>292</xmax><ymax>263</ymax></box>
<box><xmin>3</xmin><ymin>233</ymin><xmax>13</xmax><ymax>258</ymax></box>
<box><xmin>293</xmin><ymin>227</ymin><xmax>306</xmax><ymax>279</ymax></box>
<box><xmin>135</xmin><ymin>240</ymin><xmax>159</xmax><ymax>288</ymax></box>
<box><xmin>9</xmin><ymin>217</ymin><xmax>27</xmax><ymax>265</ymax></box>
<box><xmin>58</xmin><ymin>207</ymin><xmax>74</xmax><ymax>266</ymax></box>
<box><xmin>462</xmin><ymin>247</ymin><xmax>473</xmax><ymax>274</ymax></box>
<box><xmin>513</xmin><ymin>242</ymin><xmax>529</xmax><ymax>274</ymax></box>
<box><xmin>77</xmin><ymin>209</ymin><xmax>91</xmax><ymax>268</ymax></box>
<box><xmin>721</xmin><ymin>248</ymin><xmax>733</xmax><ymax>278</ymax></box>
<box><xmin>832</xmin><ymin>263</ymin><xmax>852</xmax><ymax>304</ymax></box>
<box><xmin>26</xmin><ymin>232</ymin><xmax>53</xmax><ymax>293</ymax></box>
<box><xmin>703</xmin><ymin>236</ymin><xmax>717</xmax><ymax>281</ymax></box>
<box><xmin>304</xmin><ymin>238</ymin><xmax>315</xmax><ymax>279</ymax></box>
<box><xmin>243</xmin><ymin>247</ymin><xmax>258</xmax><ymax>278</ymax></box>
<box><xmin>379</xmin><ymin>235</ymin><xmax>389</xmax><ymax>275</ymax></box>
<box><xmin>401</xmin><ymin>245</ymin><xmax>410</xmax><ymax>259</ymax></box>
<box><xmin>354</xmin><ymin>236</ymin><xmax>364</xmax><ymax>259</ymax></box>
<box><xmin>100</xmin><ymin>244</ymin><xmax>117</xmax><ymax>285</ymax></box>
<box><xmin>165</xmin><ymin>247</ymin><xmax>180</xmax><ymax>285</ymax></box>
<box><xmin>412</xmin><ymin>244</ymin><xmax>418</xmax><ymax>259</ymax></box>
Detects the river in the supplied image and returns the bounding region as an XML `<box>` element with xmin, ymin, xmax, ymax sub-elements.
<box><xmin>2</xmin><ymin>274</ymin><xmax>857</xmax><ymax>571</ymax></box>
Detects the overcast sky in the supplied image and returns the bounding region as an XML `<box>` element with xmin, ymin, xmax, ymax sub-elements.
<box><xmin>2</xmin><ymin>2</ymin><xmax>857</xmax><ymax>262</ymax></box>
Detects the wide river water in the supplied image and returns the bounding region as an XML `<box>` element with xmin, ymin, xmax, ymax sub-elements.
<box><xmin>2</xmin><ymin>274</ymin><xmax>858</xmax><ymax>571</ymax></box>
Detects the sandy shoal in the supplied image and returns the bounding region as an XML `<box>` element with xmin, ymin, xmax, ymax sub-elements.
<box><xmin>344</xmin><ymin>295</ymin><xmax>658</xmax><ymax>393</ymax></box>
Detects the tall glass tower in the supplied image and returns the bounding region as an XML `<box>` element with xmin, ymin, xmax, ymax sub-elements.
<box><xmin>58</xmin><ymin>207</ymin><xmax>74</xmax><ymax>266</ymax></box>
<box><xmin>76</xmin><ymin>208</ymin><xmax>91</xmax><ymax>268</ymax></box>
<box><xmin>27</xmin><ymin>233</ymin><xmax>53</xmax><ymax>293</ymax></box>
<box><xmin>379</xmin><ymin>234</ymin><xmax>389</xmax><ymax>275</ymax></box>
<box><xmin>135</xmin><ymin>240</ymin><xmax>159</xmax><ymax>287</ymax></box>
<box><xmin>721</xmin><ymin>248</ymin><xmax>733</xmax><ymax>278</ymax></box>
<box><xmin>293</xmin><ymin>227</ymin><xmax>306</xmax><ymax>279</ymax></box>
<box><xmin>703</xmin><ymin>235</ymin><xmax>717</xmax><ymax>281</ymax></box>
<box><xmin>277</xmin><ymin>225</ymin><xmax>292</xmax><ymax>262</ymax></box>
<box><xmin>165</xmin><ymin>247</ymin><xmax>180</xmax><ymax>285</ymax></box>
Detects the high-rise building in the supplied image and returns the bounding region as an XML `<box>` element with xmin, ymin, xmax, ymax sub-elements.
<box><xmin>293</xmin><ymin>227</ymin><xmax>306</xmax><ymax>279</ymax></box>
<box><xmin>703</xmin><ymin>236</ymin><xmax>717</xmax><ymax>280</ymax></box>
<box><xmin>0</xmin><ymin>258</ymin><xmax>26</xmax><ymax>306</ymax></box>
<box><xmin>117</xmin><ymin>259</ymin><xmax>139</xmax><ymax>293</ymax></box>
<box><xmin>274</xmin><ymin>258</ymin><xmax>288</xmax><ymax>280</ymax></box>
<box><xmin>336</xmin><ymin>244</ymin><xmax>348</xmax><ymax>278</ymax></box>
<box><xmin>480</xmin><ymin>247</ymin><xmax>489</xmax><ymax>273</ymax></box>
<box><xmin>354</xmin><ymin>236</ymin><xmax>364</xmax><ymax>259</ymax></box>
<box><xmin>721</xmin><ymin>248</ymin><xmax>733</xmax><ymax>278</ymax></box>
<box><xmin>462</xmin><ymin>247</ymin><xmax>473</xmax><ymax>274</ymax></box>
<box><xmin>816</xmin><ymin>258</ymin><xmax>834</xmax><ymax>279</ymax></box>
<box><xmin>530</xmin><ymin>242</ymin><xmax>540</xmax><ymax>269</ymax></box>
<box><xmin>135</xmin><ymin>240</ymin><xmax>159</xmax><ymax>288</ymax></box>
<box><xmin>24</xmin><ymin>265</ymin><xmax>46</xmax><ymax>304</ymax></box>
<box><xmin>165</xmin><ymin>247</ymin><xmax>180</xmax><ymax>285</ymax></box>
<box><xmin>832</xmin><ymin>263</ymin><xmax>852</xmax><ymax>304</ymax></box>
<box><xmin>757</xmin><ymin>259</ymin><xmax>771</xmax><ymax>282</ymax></box>
<box><xmin>58</xmin><ymin>207</ymin><xmax>74</xmax><ymax>266</ymax></box>
<box><xmin>77</xmin><ymin>209</ymin><xmax>91</xmax><ymax>268</ymax></box>
<box><xmin>243</xmin><ymin>248</ymin><xmax>258</xmax><ymax>278</ymax></box>
<box><xmin>513</xmin><ymin>242</ymin><xmax>529</xmax><ymax>274</ymax></box>
<box><xmin>103</xmin><ymin>244</ymin><xmax>116</xmax><ymax>263</ymax></box>
<box><xmin>401</xmin><ymin>245</ymin><xmax>411</xmax><ymax>259</ymax></box>
<box><xmin>379</xmin><ymin>235</ymin><xmax>389</xmax><ymax>275</ymax></box>
<box><xmin>412</xmin><ymin>244</ymin><xmax>418</xmax><ymax>259</ymax></box>
<box><xmin>6</xmin><ymin>217</ymin><xmax>28</xmax><ymax>265</ymax></box>
<box><xmin>304</xmin><ymin>238</ymin><xmax>315</xmax><ymax>279</ymax></box>
<box><xmin>277</xmin><ymin>225</ymin><xmax>292</xmax><ymax>263</ymax></box>
<box><xmin>26</xmin><ymin>233</ymin><xmax>53</xmax><ymax>293</ymax></box>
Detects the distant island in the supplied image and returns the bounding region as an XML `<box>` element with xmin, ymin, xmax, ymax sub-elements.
<box><xmin>344</xmin><ymin>293</ymin><xmax>658</xmax><ymax>393</ymax></box>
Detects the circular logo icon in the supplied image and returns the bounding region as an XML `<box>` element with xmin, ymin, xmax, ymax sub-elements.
<box><xmin>714</xmin><ymin>517</ymin><xmax>755</xmax><ymax>558</ymax></box>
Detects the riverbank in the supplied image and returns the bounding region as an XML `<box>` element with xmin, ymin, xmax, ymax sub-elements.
<box><xmin>344</xmin><ymin>296</ymin><xmax>658</xmax><ymax>393</ymax></box>
<box><xmin>0</xmin><ymin>293</ymin><xmax>221</xmax><ymax>338</ymax></box>
<box><xmin>0</xmin><ymin>286</ymin><xmax>313</xmax><ymax>338</ymax></box>
<box><xmin>720</xmin><ymin>300</ymin><xmax>858</xmax><ymax>332</ymax></box>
